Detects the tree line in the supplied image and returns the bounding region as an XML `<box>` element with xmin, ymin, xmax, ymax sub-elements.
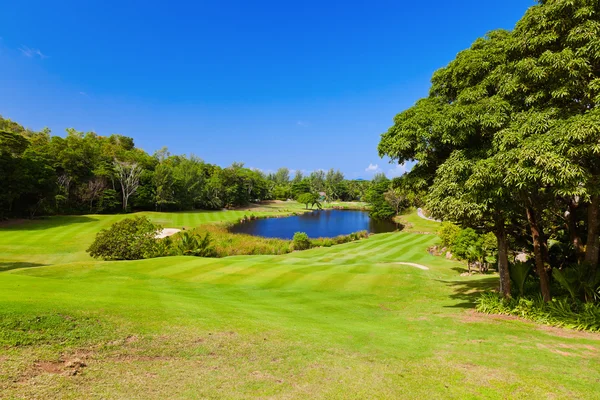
<box><xmin>378</xmin><ymin>0</ymin><xmax>600</xmax><ymax>302</ymax></box>
<box><xmin>0</xmin><ymin>116</ymin><xmax>374</xmax><ymax>218</ymax></box>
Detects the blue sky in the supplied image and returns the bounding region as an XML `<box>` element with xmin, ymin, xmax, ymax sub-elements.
<box><xmin>0</xmin><ymin>0</ymin><xmax>534</xmax><ymax>179</ymax></box>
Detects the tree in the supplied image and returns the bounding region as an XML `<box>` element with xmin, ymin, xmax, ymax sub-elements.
<box><xmin>274</xmin><ymin>167</ymin><xmax>290</xmax><ymax>185</ymax></box>
<box><xmin>114</xmin><ymin>160</ymin><xmax>142</xmax><ymax>211</ymax></box>
<box><xmin>292</xmin><ymin>170</ymin><xmax>304</xmax><ymax>184</ymax></box>
<box><xmin>365</xmin><ymin>174</ymin><xmax>395</xmax><ymax>220</ymax></box>
<box><xmin>325</xmin><ymin>169</ymin><xmax>345</xmax><ymax>201</ymax></box>
<box><xmin>83</xmin><ymin>177</ymin><xmax>106</xmax><ymax>211</ymax></box>
<box><xmin>297</xmin><ymin>193</ymin><xmax>321</xmax><ymax>210</ymax></box>
<box><xmin>384</xmin><ymin>188</ymin><xmax>405</xmax><ymax>215</ymax></box>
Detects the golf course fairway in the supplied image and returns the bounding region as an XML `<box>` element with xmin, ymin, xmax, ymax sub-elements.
<box><xmin>0</xmin><ymin>210</ymin><xmax>598</xmax><ymax>399</ymax></box>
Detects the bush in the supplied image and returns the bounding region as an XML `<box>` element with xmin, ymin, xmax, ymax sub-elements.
<box><xmin>476</xmin><ymin>292</ymin><xmax>600</xmax><ymax>332</ymax></box>
<box><xmin>188</xmin><ymin>224</ymin><xmax>292</xmax><ymax>256</ymax></box>
<box><xmin>438</xmin><ymin>222</ymin><xmax>461</xmax><ymax>247</ymax></box>
<box><xmin>310</xmin><ymin>231</ymin><xmax>368</xmax><ymax>248</ymax></box>
<box><xmin>293</xmin><ymin>232</ymin><xmax>311</xmax><ymax>250</ymax></box>
<box><xmin>553</xmin><ymin>263</ymin><xmax>600</xmax><ymax>303</ymax></box>
<box><xmin>174</xmin><ymin>231</ymin><xmax>217</xmax><ymax>257</ymax></box>
<box><xmin>87</xmin><ymin>216</ymin><xmax>160</xmax><ymax>260</ymax></box>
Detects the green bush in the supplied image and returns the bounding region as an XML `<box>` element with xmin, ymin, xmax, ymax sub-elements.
<box><xmin>476</xmin><ymin>292</ymin><xmax>600</xmax><ymax>332</ymax></box>
<box><xmin>438</xmin><ymin>222</ymin><xmax>460</xmax><ymax>247</ymax></box>
<box><xmin>509</xmin><ymin>262</ymin><xmax>532</xmax><ymax>297</ymax></box>
<box><xmin>553</xmin><ymin>263</ymin><xmax>600</xmax><ymax>303</ymax></box>
<box><xmin>175</xmin><ymin>231</ymin><xmax>217</xmax><ymax>257</ymax></box>
<box><xmin>293</xmin><ymin>232</ymin><xmax>311</xmax><ymax>250</ymax></box>
<box><xmin>87</xmin><ymin>216</ymin><xmax>161</xmax><ymax>260</ymax></box>
<box><xmin>310</xmin><ymin>231</ymin><xmax>368</xmax><ymax>247</ymax></box>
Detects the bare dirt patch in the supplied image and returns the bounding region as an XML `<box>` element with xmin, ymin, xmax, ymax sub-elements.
<box><xmin>460</xmin><ymin>309</ymin><xmax>520</xmax><ymax>324</ymax></box>
<box><xmin>31</xmin><ymin>355</ymin><xmax>88</xmax><ymax>377</ymax></box>
<box><xmin>537</xmin><ymin>325</ymin><xmax>600</xmax><ymax>341</ymax></box>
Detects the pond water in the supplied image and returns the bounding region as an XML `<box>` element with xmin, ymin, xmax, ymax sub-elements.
<box><xmin>229</xmin><ymin>209</ymin><xmax>399</xmax><ymax>239</ymax></box>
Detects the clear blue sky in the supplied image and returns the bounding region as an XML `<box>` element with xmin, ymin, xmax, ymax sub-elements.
<box><xmin>0</xmin><ymin>0</ymin><xmax>534</xmax><ymax>179</ymax></box>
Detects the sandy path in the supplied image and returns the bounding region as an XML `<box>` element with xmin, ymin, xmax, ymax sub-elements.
<box><xmin>417</xmin><ymin>208</ymin><xmax>441</xmax><ymax>222</ymax></box>
<box><xmin>155</xmin><ymin>228</ymin><xmax>181</xmax><ymax>239</ymax></box>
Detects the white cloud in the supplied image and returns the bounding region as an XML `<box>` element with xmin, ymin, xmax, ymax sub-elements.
<box><xmin>387</xmin><ymin>163</ymin><xmax>407</xmax><ymax>177</ymax></box>
<box><xmin>365</xmin><ymin>163</ymin><xmax>380</xmax><ymax>173</ymax></box>
<box><xmin>19</xmin><ymin>46</ymin><xmax>47</xmax><ymax>59</ymax></box>
<box><xmin>296</xmin><ymin>121</ymin><xmax>310</xmax><ymax>127</ymax></box>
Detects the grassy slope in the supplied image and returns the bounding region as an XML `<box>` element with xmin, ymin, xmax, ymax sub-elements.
<box><xmin>0</xmin><ymin>209</ymin><xmax>599</xmax><ymax>399</ymax></box>
<box><xmin>395</xmin><ymin>209</ymin><xmax>442</xmax><ymax>234</ymax></box>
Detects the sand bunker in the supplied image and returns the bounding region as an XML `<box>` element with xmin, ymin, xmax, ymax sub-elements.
<box><xmin>155</xmin><ymin>228</ymin><xmax>181</xmax><ymax>239</ymax></box>
<box><xmin>393</xmin><ymin>262</ymin><xmax>429</xmax><ymax>270</ymax></box>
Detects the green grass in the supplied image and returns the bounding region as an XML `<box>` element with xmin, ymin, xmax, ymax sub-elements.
<box><xmin>395</xmin><ymin>208</ymin><xmax>442</xmax><ymax>234</ymax></box>
<box><xmin>1</xmin><ymin>208</ymin><xmax>599</xmax><ymax>398</ymax></box>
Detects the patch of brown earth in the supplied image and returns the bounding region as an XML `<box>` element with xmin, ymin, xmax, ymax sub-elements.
<box><xmin>31</xmin><ymin>355</ymin><xmax>87</xmax><ymax>378</ymax></box>
<box><xmin>537</xmin><ymin>325</ymin><xmax>600</xmax><ymax>340</ymax></box>
<box><xmin>460</xmin><ymin>309</ymin><xmax>520</xmax><ymax>324</ymax></box>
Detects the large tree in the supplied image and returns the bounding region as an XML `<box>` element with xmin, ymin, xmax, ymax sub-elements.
<box><xmin>379</xmin><ymin>0</ymin><xmax>600</xmax><ymax>300</ymax></box>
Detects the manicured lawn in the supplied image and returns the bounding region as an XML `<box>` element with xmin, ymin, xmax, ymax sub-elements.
<box><xmin>395</xmin><ymin>208</ymin><xmax>442</xmax><ymax>234</ymax></box>
<box><xmin>0</xmin><ymin>209</ymin><xmax>599</xmax><ymax>398</ymax></box>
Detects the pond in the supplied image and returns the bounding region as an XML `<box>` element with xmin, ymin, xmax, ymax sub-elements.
<box><xmin>229</xmin><ymin>209</ymin><xmax>399</xmax><ymax>239</ymax></box>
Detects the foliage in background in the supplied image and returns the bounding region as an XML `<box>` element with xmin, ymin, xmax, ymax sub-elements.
<box><xmin>0</xmin><ymin>117</ymin><xmax>374</xmax><ymax>218</ymax></box>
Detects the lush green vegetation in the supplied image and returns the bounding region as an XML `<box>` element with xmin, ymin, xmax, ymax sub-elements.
<box><xmin>0</xmin><ymin>119</ymin><xmax>374</xmax><ymax>218</ymax></box>
<box><xmin>379</xmin><ymin>0</ymin><xmax>600</xmax><ymax>308</ymax></box>
<box><xmin>85</xmin><ymin>213</ymin><xmax>372</xmax><ymax>260</ymax></box>
<box><xmin>2</xmin><ymin>0</ymin><xmax>600</xmax><ymax>397</ymax></box>
<box><xmin>1</xmin><ymin>209</ymin><xmax>599</xmax><ymax>398</ymax></box>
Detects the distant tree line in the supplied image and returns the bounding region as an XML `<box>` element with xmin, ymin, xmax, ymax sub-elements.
<box><xmin>0</xmin><ymin>116</ymin><xmax>373</xmax><ymax>218</ymax></box>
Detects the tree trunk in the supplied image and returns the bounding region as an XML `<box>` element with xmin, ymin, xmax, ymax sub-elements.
<box><xmin>566</xmin><ymin>201</ymin><xmax>584</xmax><ymax>263</ymax></box>
<box><xmin>526</xmin><ymin>206</ymin><xmax>552</xmax><ymax>302</ymax></box>
<box><xmin>494</xmin><ymin>222</ymin><xmax>511</xmax><ymax>298</ymax></box>
<box><xmin>585</xmin><ymin>194</ymin><xmax>600</xmax><ymax>274</ymax></box>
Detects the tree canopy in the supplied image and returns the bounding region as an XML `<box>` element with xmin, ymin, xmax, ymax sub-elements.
<box><xmin>378</xmin><ymin>0</ymin><xmax>600</xmax><ymax>301</ymax></box>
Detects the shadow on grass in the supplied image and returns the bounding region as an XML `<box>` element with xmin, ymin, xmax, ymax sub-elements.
<box><xmin>437</xmin><ymin>276</ymin><xmax>499</xmax><ymax>309</ymax></box>
<box><xmin>0</xmin><ymin>261</ymin><xmax>47</xmax><ymax>273</ymax></box>
<box><xmin>0</xmin><ymin>216</ymin><xmax>98</xmax><ymax>231</ymax></box>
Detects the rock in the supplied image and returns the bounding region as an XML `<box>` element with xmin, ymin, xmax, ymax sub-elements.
<box><xmin>445</xmin><ymin>251</ymin><xmax>453</xmax><ymax>259</ymax></box>
<box><xmin>515</xmin><ymin>252</ymin><xmax>528</xmax><ymax>262</ymax></box>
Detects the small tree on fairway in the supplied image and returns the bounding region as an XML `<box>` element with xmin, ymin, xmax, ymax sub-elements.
<box><xmin>87</xmin><ymin>216</ymin><xmax>160</xmax><ymax>260</ymax></box>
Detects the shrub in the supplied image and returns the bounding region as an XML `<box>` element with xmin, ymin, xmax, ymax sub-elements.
<box><xmin>553</xmin><ymin>263</ymin><xmax>600</xmax><ymax>303</ymax></box>
<box><xmin>476</xmin><ymin>292</ymin><xmax>600</xmax><ymax>332</ymax></box>
<box><xmin>87</xmin><ymin>216</ymin><xmax>160</xmax><ymax>260</ymax></box>
<box><xmin>509</xmin><ymin>262</ymin><xmax>532</xmax><ymax>297</ymax></box>
<box><xmin>438</xmin><ymin>222</ymin><xmax>460</xmax><ymax>248</ymax></box>
<box><xmin>293</xmin><ymin>232</ymin><xmax>311</xmax><ymax>250</ymax></box>
<box><xmin>175</xmin><ymin>231</ymin><xmax>217</xmax><ymax>257</ymax></box>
